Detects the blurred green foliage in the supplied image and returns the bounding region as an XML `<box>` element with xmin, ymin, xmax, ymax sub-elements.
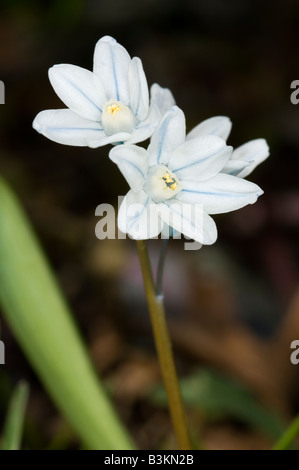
<box><xmin>0</xmin><ymin>176</ymin><xmax>134</xmax><ymax>450</ymax></box>
<box><xmin>1</xmin><ymin>381</ymin><xmax>29</xmax><ymax>450</ymax></box>
<box><xmin>151</xmin><ymin>368</ymin><xmax>285</xmax><ymax>440</ymax></box>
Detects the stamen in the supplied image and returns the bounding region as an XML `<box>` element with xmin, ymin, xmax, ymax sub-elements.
<box><xmin>144</xmin><ymin>165</ymin><xmax>182</xmax><ymax>203</ymax></box>
<box><xmin>107</xmin><ymin>104</ymin><xmax>122</xmax><ymax>116</ymax></box>
<box><xmin>162</xmin><ymin>172</ymin><xmax>178</xmax><ymax>190</ymax></box>
<box><xmin>101</xmin><ymin>100</ymin><xmax>135</xmax><ymax>135</ymax></box>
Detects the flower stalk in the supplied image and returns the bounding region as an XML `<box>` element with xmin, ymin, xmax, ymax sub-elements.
<box><xmin>136</xmin><ymin>239</ymin><xmax>192</xmax><ymax>450</ymax></box>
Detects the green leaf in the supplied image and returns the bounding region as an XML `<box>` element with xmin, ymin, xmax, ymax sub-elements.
<box><xmin>151</xmin><ymin>368</ymin><xmax>284</xmax><ymax>439</ymax></box>
<box><xmin>1</xmin><ymin>381</ymin><xmax>29</xmax><ymax>450</ymax></box>
<box><xmin>0</xmin><ymin>177</ymin><xmax>134</xmax><ymax>450</ymax></box>
<box><xmin>272</xmin><ymin>415</ymin><xmax>299</xmax><ymax>450</ymax></box>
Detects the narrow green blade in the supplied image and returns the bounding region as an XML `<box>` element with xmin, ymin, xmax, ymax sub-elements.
<box><xmin>272</xmin><ymin>415</ymin><xmax>299</xmax><ymax>450</ymax></box>
<box><xmin>0</xmin><ymin>177</ymin><xmax>134</xmax><ymax>450</ymax></box>
<box><xmin>1</xmin><ymin>381</ymin><xmax>29</xmax><ymax>450</ymax></box>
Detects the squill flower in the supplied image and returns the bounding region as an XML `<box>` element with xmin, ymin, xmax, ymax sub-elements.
<box><xmin>33</xmin><ymin>36</ymin><xmax>172</xmax><ymax>147</ymax></box>
<box><xmin>186</xmin><ymin>116</ymin><xmax>269</xmax><ymax>178</ymax></box>
<box><xmin>110</xmin><ymin>106</ymin><xmax>263</xmax><ymax>245</ymax></box>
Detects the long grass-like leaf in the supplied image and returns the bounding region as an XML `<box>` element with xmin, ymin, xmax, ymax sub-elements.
<box><xmin>1</xmin><ymin>381</ymin><xmax>29</xmax><ymax>450</ymax></box>
<box><xmin>0</xmin><ymin>177</ymin><xmax>134</xmax><ymax>450</ymax></box>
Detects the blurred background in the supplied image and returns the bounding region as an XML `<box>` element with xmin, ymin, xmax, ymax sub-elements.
<box><xmin>1</xmin><ymin>0</ymin><xmax>299</xmax><ymax>450</ymax></box>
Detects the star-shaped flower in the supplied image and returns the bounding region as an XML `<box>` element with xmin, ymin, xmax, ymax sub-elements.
<box><xmin>110</xmin><ymin>106</ymin><xmax>264</xmax><ymax>245</ymax></box>
<box><xmin>33</xmin><ymin>36</ymin><xmax>173</xmax><ymax>148</ymax></box>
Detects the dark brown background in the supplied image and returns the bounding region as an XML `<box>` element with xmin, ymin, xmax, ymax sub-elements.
<box><xmin>1</xmin><ymin>0</ymin><xmax>299</xmax><ymax>449</ymax></box>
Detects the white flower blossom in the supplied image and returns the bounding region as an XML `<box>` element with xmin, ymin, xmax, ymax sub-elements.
<box><xmin>187</xmin><ymin>116</ymin><xmax>269</xmax><ymax>178</ymax></box>
<box><xmin>32</xmin><ymin>36</ymin><xmax>173</xmax><ymax>148</ymax></box>
<box><xmin>110</xmin><ymin>106</ymin><xmax>264</xmax><ymax>245</ymax></box>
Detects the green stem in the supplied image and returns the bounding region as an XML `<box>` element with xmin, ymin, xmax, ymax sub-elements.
<box><xmin>136</xmin><ymin>240</ymin><xmax>192</xmax><ymax>450</ymax></box>
<box><xmin>272</xmin><ymin>415</ymin><xmax>299</xmax><ymax>450</ymax></box>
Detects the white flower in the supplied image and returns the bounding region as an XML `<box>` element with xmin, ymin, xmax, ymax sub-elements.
<box><xmin>32</xmin><ymin>36</ymin><xmax>173</xmax><ymax>148</ymax></box>
<box><xmin>187</xmin><ymin>116</ymin><xmax>269</xmax><ymax>178</ymax></box>
<box><xmin>150</xmin><ymin>82</ymin><xmax>175</xmax><ymax>117</ymax></box>
<box><xmin>110</xmin><ymin>106</ymin><xmax>263</xmax><ymax>245</ymax></box>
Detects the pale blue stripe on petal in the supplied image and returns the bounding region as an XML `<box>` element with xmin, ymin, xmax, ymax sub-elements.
<box><xmin>110</xmin><ymin>43</ymin><xmax>120</xmax><ymax>101</ymax></box>
<box><xmin>62</xmin><ymin>76</ymin><xmax>103</xmax><ymax>113</ymax></box>
<box><xmin>127</xmin><ymin>197</ymin><xmax>150</xmax><ymax>232</ymax></box>
<box><xmin>48</xmin><ymin>126</ymin><xmax>105</xmax><ymax>132</ymax></box>
<box><xmin>157</xmin><ymin>113</ymin><xmax>172</xmax><ymax>163</ymax></box>
<box><xmin>173</xmin><ymin>148</ymin><xmax>223</xmax><ymax>173</ymax></box>
<box><xmin>163</xmin><ymin>201</ymin><xmax>198</xmax><ymax>232</ymax></box>
<box><xmin>181</xmin><ymin>188</ymin><xmax>256</xmax><ymax>198</ymax></box>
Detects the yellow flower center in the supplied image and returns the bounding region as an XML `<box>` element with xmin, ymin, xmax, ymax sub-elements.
<box><xmin>107</xmin><ymin>104</ymin><xmax>122</xmax><ymax>116</ymax></box>
<box><xmin>101</xmin><ymin>100</ymin><xmax>136</xmax><ymax>136</ymax></box>
<box><xmin>144</xmin><ymin>165</ymin><xmax>182</xmax><ymax>203</ymax></box>
<box><xmin>162</xmin><ymin>172</ymin><xmax>178</xmax><ymax>191</ymax></box>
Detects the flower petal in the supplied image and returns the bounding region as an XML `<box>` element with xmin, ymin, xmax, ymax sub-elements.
<box><xmin>88</xmin><ymin>131</ymin><xmax>133</xmax><ymax>147</ymax></box>
<box><xmin>33</xmin><ymin>109</ymin><xmax>107</xmax><ymax>147</ymax></box>
<box><xmin>118</xmin><ymin>190</ymin><xmax>163</xmax><ymax>239</ymax></box>
<box><xmin>48</xmin><ymin>64</ymin><xmax>106</xmax><ymax>121</ymax></box>
<box><xmin>222</xmin><ymin>159</ymin><xmax>251</xmax><ymax>176</ymax></box>
<box><xmin>125</xmin><ymin>103</ymin><xmax>160</xmax><ymax>144</ymax></box>
<box><xmin>161</xmin><ymin>224</ymin><xmax>181</xmax><ymax>239</ymax></box>
<box><xmin>93</xmin><ymin>36</ymin><xmax>131</xmax><ymax>104</ymax></box>
<box><xmin>158</xmin><ymin>199</ymin><xmax>217</xmax><ymax>245</ymax></box>
<box><xmin>150</xmin><ymin>83</ymin><xmax>176</xmax><ymax>117</ymax></box>
<box><xmin>177</xmin><ymin>173</ymin><xmax>263</xmax><ymax>214</ymax></box>
<box><xmin>148</xmin><ymin>106</ymin><xmax>186</xmax><ymax>166</ymax></box>
<box><xmin>129</xmin><ymin>57</ymin><xmax>149</xmax><ymax>121</ymax></box>
<box><xmin>109</xmin><ymin>145</ymin><xmax>148</xmax><ymax>191</ymax></box>
<box><xmin>169</xmin><ymin>135</ymin><xmax>232</xmax><ymax>181</ymax></box>
<box><xmin>186</xmin><ymin>116</ymin><xmax>232</xmax><ymax>141</ymax></box>
<box><xmin>231</xmin><ymin>139</ymin><xmax>269</xmax><ymax>178</ymax></box>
